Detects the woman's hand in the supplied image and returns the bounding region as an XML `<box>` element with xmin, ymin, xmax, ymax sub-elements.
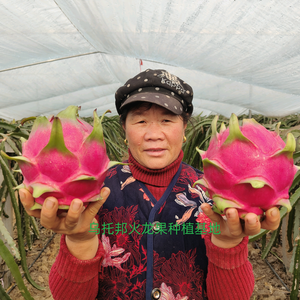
<box><xmin>200</xmin><ymin>203</ymin><xmax>280</xmax><ymax>249</ymax></box>
<box><xmin>19</xmin><ymin>188</ymin><xmax>110</xmax><ymax>259</ymax></box>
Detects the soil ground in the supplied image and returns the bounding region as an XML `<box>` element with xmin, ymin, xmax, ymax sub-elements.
<box><xmin>7</xmin><ymin>229</ymin><xmax>299</xmax><ymax>300</ymax></box>
<box><xmin>248</xmin><ymin>241</ymin><xmax>294</xmax><ymax>300</ymax></box>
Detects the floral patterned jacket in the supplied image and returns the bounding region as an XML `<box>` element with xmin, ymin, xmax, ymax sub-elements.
<box><xmin>96</xmin><ymin>162</ymin><xmax>213</xmax><ymax>300</ymax></box>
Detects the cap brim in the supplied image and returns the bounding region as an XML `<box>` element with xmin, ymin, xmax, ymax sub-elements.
<box><xmin>120</xmin><ymin>92</ymin><xmax>183</xmax><ymax>115</ymax></box>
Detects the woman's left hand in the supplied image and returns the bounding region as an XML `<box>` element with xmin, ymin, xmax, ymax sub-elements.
<box><xmin>200</xmin><ymin>203</ymin><xmax>281</xmax><ymax>248</ymax></box>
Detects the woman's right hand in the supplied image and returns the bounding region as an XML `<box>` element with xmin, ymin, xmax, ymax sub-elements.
<box><xmin>19</xmin><ymin>187</ymin><xmax>110</xmax><ymax>259</ymax></box>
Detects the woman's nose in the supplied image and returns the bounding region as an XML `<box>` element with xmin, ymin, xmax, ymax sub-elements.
<box><xmin>144</xmin><ymin>122</ymin><xmax>164</xmax><ymax>140</ymax></box>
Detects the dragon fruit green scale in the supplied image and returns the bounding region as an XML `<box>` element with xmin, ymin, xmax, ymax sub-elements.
<box><xmin>194</xmin><ymin>113</ymin><xmax>298</xmax><ymax>218</ymax></box>
<box><xmin>2</xmin><ymin>106</ymin><xmax>113</xmax><ymax>210</ymax></box>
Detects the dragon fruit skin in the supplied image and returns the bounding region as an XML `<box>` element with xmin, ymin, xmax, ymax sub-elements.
<box><xmin>2</xmin><ymin>106</ymin><xmax>112</xmax><ymax>210</ymax></box>
<box><xmin>194</xmin><ymin>113</ymin><xmax>298</xmax><ymax>218</ymax></box>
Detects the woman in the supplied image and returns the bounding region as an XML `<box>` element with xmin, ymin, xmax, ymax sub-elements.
<box><xmin>20</xmin><ymin>69</ymin><xmax>280</xmax><ymax>300</ymax></box>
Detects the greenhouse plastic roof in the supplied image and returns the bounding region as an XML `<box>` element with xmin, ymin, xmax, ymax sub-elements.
<box><xmin>1</xmin><ymin>0</ymin><xmax>300</xmax><ymax>121</ymax></box>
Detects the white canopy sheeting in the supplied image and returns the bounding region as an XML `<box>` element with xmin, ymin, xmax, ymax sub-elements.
<box><xmin>1</xmin><ymin>0</ymin><xmax>300</xmax><ymax>121</ymax></box>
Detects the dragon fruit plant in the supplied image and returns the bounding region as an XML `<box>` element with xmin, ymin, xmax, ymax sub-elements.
<box><xmin>194</xmin><ymin>113</ymin><xmax>299</xmax><ymax>218</ymax></box>
<box><xmin>1</xmin><ymin>106</ymin><xmax>113</xmax><ymax>210</ymax></box>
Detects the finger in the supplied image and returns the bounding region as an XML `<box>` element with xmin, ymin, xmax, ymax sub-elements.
<box><xmin>243</xmin><ymin>212</ymin><xmax>261</xmax><ymax>236</ymax></box>
<box><xmin>40</xmin><ymin>197</ymin><xmax>61</xmax><ymax>229</ymax></box>
<box><xmin>66</xmin><ymin>188</ymin><xmax>110</xmax><ymax>239</ymax></box>
<box><xmin>201</xmin><ymin>203</ymin><xmax>224</xmax><ymax>225</ymax></box>
<box><xmin>261</xmin><ymin>207</ymin><xmax>280</xmax><ymax>231</ymax></box>
<box><xmin>19</xmin><ymin>189</ymin><xmax>41</xmax><ymax>218</ymax></box>
<box><xmin>64</xmin><ymin>199</ymin><xmax>83</xmax><ymax>231</ymax></box>
<box><xmin>27</xmin><ymin>206</ymin><xmax>42</xmax><ymax>218</ymax></box>
<box><xmin>225</xmin><ymin>208</ymin><xmax>243</xmax><ymax>237</ymax></box>
<box><xmin>19</xmin><ymin>188</ymin><xmax>34</xmax><ymax>204</ymax></box>
<box><xmin>84</xmin><ymin>187</ymin><xmax>110</xmax><ymax>222</ymax></box>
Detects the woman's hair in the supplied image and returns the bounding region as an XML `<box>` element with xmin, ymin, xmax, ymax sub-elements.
<box><xmin>119</xmin><ymin>101</ymin><xmax>191</xmax><ymax>127</ymax></box>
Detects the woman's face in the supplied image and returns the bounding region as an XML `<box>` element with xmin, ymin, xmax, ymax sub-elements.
<box><xmin>124</xmin><ymin>104</ymin><xmax>187</xmax><ymax>169</ymax></box>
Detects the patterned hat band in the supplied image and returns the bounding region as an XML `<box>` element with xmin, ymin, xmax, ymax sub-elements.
<box><xmin>119</xmin><ymin>86</ymin><xmax>187</xmax><ymax>115</ymax></box>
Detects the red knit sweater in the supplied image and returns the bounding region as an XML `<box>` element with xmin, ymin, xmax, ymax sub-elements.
<box><xmin>128</xmin><ymin>149</ymin><xmax>184</xmax><ymax>201</ymax></box>
<box><xmin>49</xmin><ymin>151</ymin><xmax>255</xmax><ymax>299</ymax></box>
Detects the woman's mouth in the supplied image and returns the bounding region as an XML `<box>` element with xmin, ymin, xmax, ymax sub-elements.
<box><xmin>144</xmin><ymin>148</ymin><xmax>166</xmax><ymax>156</ymax></box>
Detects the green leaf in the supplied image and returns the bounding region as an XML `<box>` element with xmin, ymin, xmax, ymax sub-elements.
<box><xmin>20</xmin><ymin>116</ymin><xmax>36</xmax><ymax>126</ymax></box>
<box><xmin>0</xmin><ymin>122</ymin><xmax>18</xmax><ymax>132</ymax></box>
<box><xmin>261</xmin><ymin>221</ymin><xmax>282</xmax><ymax>260</ymax></box>
<box><xmin>30</xmin><ymin>216</ymin><xmax>40</xmax><ymax>240</ymax></box>
<box><xmin>0</xmin><ymin>158</ymin><xmax>44</xmax><ymax>290</ymax></box>
<box><xmin>0</xmin><ymin>217</ymin><xmax>20</xmax><ymax>260</ymax></box>
<box><xmin>287</xmin><ymin>207</ymin><xmax>295</xmax><ymax>252</ymax></box>
<box><xmin>210</xmin><ymin>115</ymin><xmax>219</xmax><ymax>141</ymax></box>
<box><xmin>289</xmin><ymin>199</ymin><xmax>300</xmax><ymax>274</ymax></box>
<box><xmin>0</xmin><ymin>134</ymin><xmax>21</xmax><ymax>155</ymax></box>
<box><xmin>238</xmin><ymin>177</ymin><xmax>270</xmax><ymax>189</ymax></box>
<box><xmin>0</xmin><ymin>239</ymin><xmax>34</xmax><ymax>299</ymax></box>
<box><xmin>272</xmin><ymin>132</ymin><xmax>296</xmax><ymax>159</ymax></box>
<box><xmin>31</xmin><ymin>183</ymin><xmax>57</xmax><ymax>198</ymax></box>
<box><xmin>0</xmin><ymin>283</ymin><xmax>12</xmax><ymax>300</ymax></box>
<box><xmin>290</xmin><ymin>239</ymin><xmax>300</xmax><ymax>300</ymax></box>
<box><xmin>224</xmin><ymin>113</ymin><xmax>254</xmax><ymax>146</ymax></box>
<box><xmin>24</xmin><ymin>211</ymin><xmax>32</xmax><ymax>251</ymax></box>
<box><xmin>249</xmin><ymin>184</ymin><xmax>300</xmax><ymax>242</ymax></box>
<box><xmin>56</xmin><ymin>105</ymin><xmax>79</xmax><ymax>119</ymax></box>
<box><xmin>1</xmin><ymin>150</ymin><xmax>31</xmax><ymax>165</ymax></box>
<box><xmin>42</xmin><ymin>117</ymin><xmax>73</xmax><ymax>155</ymax></box>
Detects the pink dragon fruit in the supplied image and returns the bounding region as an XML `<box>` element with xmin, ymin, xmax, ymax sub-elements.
<box><xmin>194</xmin><ymin>113</ymin><xmax>299</xmax><ymax>218</ymax></box>
<box><xmin>2</xmin><ymin>106</ymin><xmax>113</xmax><ymax>210</ymax></box>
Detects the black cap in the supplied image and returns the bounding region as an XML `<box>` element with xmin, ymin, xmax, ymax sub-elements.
<box><xmin>115</xmin><ymin>69</ymin><xmax>193</xmax><ymax>115</ymax></box>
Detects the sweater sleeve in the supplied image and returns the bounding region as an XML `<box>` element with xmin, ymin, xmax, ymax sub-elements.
<box><xmin>49</xmin><ymin>235</ymin><xmax>105</xmax><ymax>300</ymax></box>
<box><xmin>204</xmin><ymin>234</ymin><xmax>255</xmax><ymax>300</ymax></box>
